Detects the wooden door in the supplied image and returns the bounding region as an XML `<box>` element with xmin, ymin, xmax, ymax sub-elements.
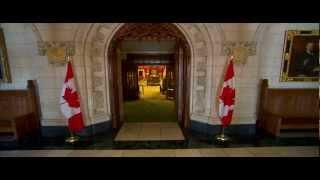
<box><xmin>175</xmin><ymin>46</ymin><xmax>183</xmax><ymax>124</ymax></box>
<box><xmin>182</xmin><ymin>45</ymin><xmax>191</xmax><ymax>128</ymax></box>
<box><xmin>175</xmin><ymin>42</ymin><xmax>191</xmax><ymax>128</ymax></box>
<box><xmin>122</xmin><ymin>62</ymin><xmax>139</xmax><ymax>101</ymax></box>
<box><xmin>164</xmin><ymin>64</ymin><xmax>175</xmax><ymax>99</ymax></box>
<box><xmin>108</xmin><ymin>45</ymin><xmax>124</xmax><ymax>129</ymax></box>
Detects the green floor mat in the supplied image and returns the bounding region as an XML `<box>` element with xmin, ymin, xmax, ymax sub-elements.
<box><xmin>124</xmin><ymin>86</ymin><xmax>176</xmax><ymax>122</ymax></box>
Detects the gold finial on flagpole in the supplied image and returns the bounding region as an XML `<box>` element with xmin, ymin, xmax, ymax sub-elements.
<box><xmin>65</xmin><ymin>47</ymin><xmax>72</xmax><ymax>63</ymax></box>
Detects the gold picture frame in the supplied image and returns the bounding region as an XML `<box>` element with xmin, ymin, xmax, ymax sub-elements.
<box><xmin>0</xmin><ymin>27</ymin><xmax>11</xmax><ymax>83</ymax></box>
<box><xmin>280</xmin><ymin>30</ymin><xmax>319</xmax><ymax>82</ymax></box>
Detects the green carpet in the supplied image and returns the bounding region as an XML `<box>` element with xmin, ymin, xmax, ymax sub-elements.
<box><xmin>123</xmin><ymin>86</ymin><xmax>176</xmax><ymax>122</ymax></box>
<box><xmin>124</xmin><ymin>99</ymin><xmax>176</xmax><ymax>122</ymax></box>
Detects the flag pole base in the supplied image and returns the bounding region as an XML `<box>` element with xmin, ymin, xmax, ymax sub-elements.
<box><xmin>214</xmin><ymin>127</ymin><xmax>230</xmax><ymax>143</ymax></box>
<box><xmin>65</xmin><ymin>134</ymin><xmax>80</xmax><ymax>144</ymax></box>
<box><xmin>214</xmin><ymin>133</ymin><xmax>230</xmax><ymax>143</ymax></box>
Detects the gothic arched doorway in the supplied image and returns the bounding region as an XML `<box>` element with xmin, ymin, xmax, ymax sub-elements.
<box><xmin>107</xmin><ymin>23</ymin><xmax>191</xmax><ymax>138</ymax></box>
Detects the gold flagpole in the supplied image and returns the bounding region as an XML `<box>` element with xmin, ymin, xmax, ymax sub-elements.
<box><xmin>64</xmin><ymin>47</ymin><xmax>80</xmax><ymax>144</ymax></box>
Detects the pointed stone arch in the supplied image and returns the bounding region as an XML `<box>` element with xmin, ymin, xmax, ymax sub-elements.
<box><xmin>73</xmin><ymin>23</ymin><xmax>223</xmax><ymax>127</ymax></box>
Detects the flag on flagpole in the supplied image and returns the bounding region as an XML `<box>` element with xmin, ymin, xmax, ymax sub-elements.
<box><xmin>60</xmin><ymin>58</ymin><xmax>84</xmax><ymax>133</ymax></box>
<box><xmin>218</xmin><ymin>56</ymin><xmax>235</xmax><ymax>128</ymax></box>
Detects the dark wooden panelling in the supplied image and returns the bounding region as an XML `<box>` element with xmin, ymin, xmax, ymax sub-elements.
<box><xmin>257</xmin><ymin>79</ymin><xmax>319</xmax><ymax>137</ymax></box>
<box><xmin>0</xmin><ymin>80</ymin><xmax>41</xmax><ymax>141</ymax></box>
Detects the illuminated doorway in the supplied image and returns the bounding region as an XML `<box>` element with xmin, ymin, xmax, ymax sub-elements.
<box><xmin>124</xmin><ymin>64</ymin><xmax>176</xmax><ymax>122</ymax></box>
<box><xmin>108</xmin><ymin>23</ymin><xmax>191</xmax><ymax>135</ymax></box>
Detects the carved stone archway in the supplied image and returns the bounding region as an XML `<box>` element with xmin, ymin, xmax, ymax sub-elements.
<box><xmin>74</xmin><ymin>23</ymin><xmax>220</xmax><ymax>129</ymax></box>
<box><xmin>107</xmin><ymin>23</ymin><xmax>192</xmax><ymax>129</ymax></box>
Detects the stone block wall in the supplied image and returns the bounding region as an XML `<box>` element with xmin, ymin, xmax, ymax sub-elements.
<box><xmin>0</xmin><ymin>23</ymin><xmax>318</xmax><ymax>131</ymax></box>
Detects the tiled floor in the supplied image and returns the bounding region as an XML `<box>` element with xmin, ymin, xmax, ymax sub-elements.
<box><xmin>0</xmin><ymin>146</ymin><xmax>318</xmax><ymax>157</ymax></box>
<box><xmin>114</xmin><ymin>122</ymin><xmax>185</xmax><ymax>141</ymax></box>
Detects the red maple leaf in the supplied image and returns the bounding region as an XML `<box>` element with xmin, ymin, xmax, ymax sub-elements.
<box><xmin>63</xmin><ymin>87</ymin><xmax>80</xmax><ymax>108</ymax></box>
<box><xmin>220</xmin><ymin>86</ymin><xmax>235</xmax><ymax>106</ymax></box>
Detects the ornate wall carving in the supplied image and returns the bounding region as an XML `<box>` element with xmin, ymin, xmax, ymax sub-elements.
<box><xmin>87</xmin><ymin>24</ymin><xmax>114</xmax><ymax>119</ymax></box>
<box><xmin>181</xmin><ymin>23</ymin><xmax>214</xmax><ymax>118</ymax></box>
<box><xmin>37</xmin><ymin>41</ymin><xmax>75</xmax><ymax>64</ymax></box>
<box><xmin>221</xmin><ymin>41</ymin><xmax>257</xmax><ymax>64</ymax></box>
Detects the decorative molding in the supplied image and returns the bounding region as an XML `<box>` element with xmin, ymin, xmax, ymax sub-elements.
<box><xmin>222</xmin><ymin>41</ymin><xmax>257</xmax><ymax>64</ymax></box>
<box><xmin>187</xmin><ymin>24</ymin><xmax>210</xmax><ymax>115</ymax></box>
<box><xmin>37</xmin><ymin>41</ymin><xmax>75</xmax><ymax>64</ymax></box>
<box><xmin>93</xmin><ymin>90</ymin><xmax>104</xmax><ymax>109</ymax></box>
<box><xmin>110</xmin><ymin>23</ymin><xmax>186</xmax><ymax>41</ymax></box>
<box><xmin>89</xmin><ymin>29</ymin><xmax>108</xmax><ymax>118</ymax></box>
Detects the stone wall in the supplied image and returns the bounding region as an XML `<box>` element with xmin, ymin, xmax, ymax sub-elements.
<box><xmin>0</xmin><ymin>23</ymin><xmax>67</xmax><ymax>127</ymax></box>
<box><xmin>0</xmin><ymin>23</ymin><xmax>318</xmax><ymax>131</ymax></box>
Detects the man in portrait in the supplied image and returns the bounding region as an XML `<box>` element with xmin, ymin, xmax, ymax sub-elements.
<box><xmin>292</xmin><ymin>42</ymin><xmax>319</xmax><ymax>77</ymax></box>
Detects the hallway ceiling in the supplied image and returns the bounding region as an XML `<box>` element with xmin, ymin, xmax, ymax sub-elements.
<box><xmin>120</xmin><ymin>40</ymin><xmax>176</xmax><ymax>53</ymax></box>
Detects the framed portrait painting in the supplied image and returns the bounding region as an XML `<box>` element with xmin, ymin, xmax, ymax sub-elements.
<box><xmin>280</xmin><ymin>30</ymin><xmax>319</xmax><ymax>82</ymax></box>
<box><xmin>0</xmin><ymin>28</ymin><xmax>11</xmax><ymax>83</ymax></box>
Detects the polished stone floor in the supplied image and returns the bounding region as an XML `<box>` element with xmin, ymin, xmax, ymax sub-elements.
<box><xmin>0</xmin><ymin>146</ymin><xmax>318</xmax><ymax>157</ymax></box>
<box><xmin>0</xmin><ymin>127</ymin><xmax>318</xmax><ymax>151</ymax></box>
<box><xmin>115</xmin><ymin>122</ymin><xmax>185</xmax><ymax>141</ymax></box>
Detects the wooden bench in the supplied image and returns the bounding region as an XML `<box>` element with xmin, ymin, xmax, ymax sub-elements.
<box><xmin>257</xmin><ymin>79</ymin><xmax>319</xmax><ymax>137</ymax></box>
<box><xmin>0</xmin><ymin>80</ymin><xmax>41</xmax><ymax>141</ymax></box>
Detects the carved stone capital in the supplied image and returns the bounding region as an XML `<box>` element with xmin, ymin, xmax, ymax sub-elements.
<box><xmin>221</xmin><ymin>41</ymin><xmax>257</xmax><ymax>64</ymax></box>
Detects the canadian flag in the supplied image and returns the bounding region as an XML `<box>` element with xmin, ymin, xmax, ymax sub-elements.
<box><xmin>218</xmin><ymin>56</ymin><xmax>235</xmax><ymax>128</ymax></box>
<box><xmin>60</xmin><ymin>59</ymin><xmax>84</xmax><ymax>133</ymax></box>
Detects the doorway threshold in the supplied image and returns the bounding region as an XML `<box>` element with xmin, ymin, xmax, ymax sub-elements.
<box><xmin>114</xmin><ymin>122</ymin><xmax>185</xmax><ymax>141</ymax></box>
